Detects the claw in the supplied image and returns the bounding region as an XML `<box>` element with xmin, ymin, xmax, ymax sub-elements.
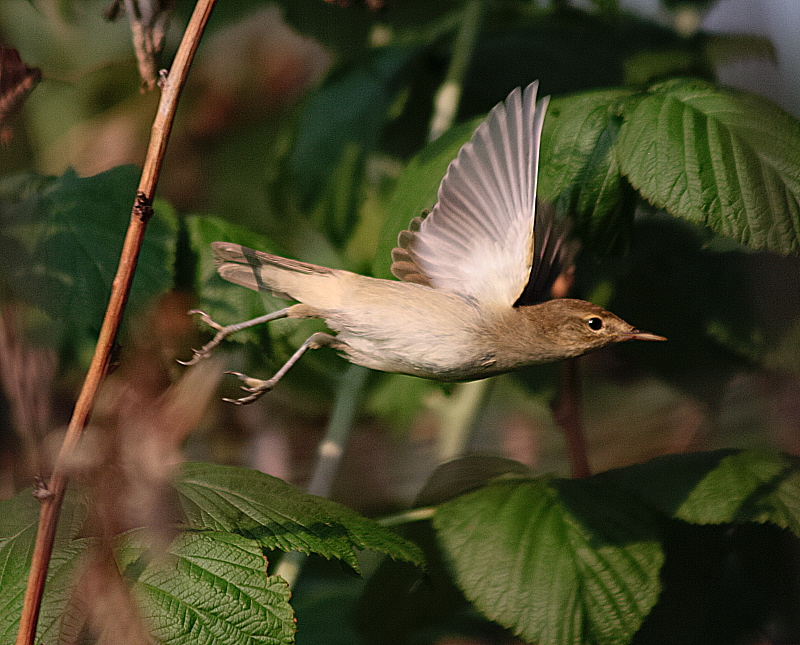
<box><xmin>225</xmin><ymin>370</ymin><xmax>269</xmax><ymax>390</ymax></box>
<box><xmin>177</xmin><ymin>311</ymin><xmax>232</xmax><ymax>365</ymax></box>
<box><xmin>222</xmin><ymin>371</ymin><xmax>276</xmax><ymax>405</ymax></box>
<box><xmin>187</xmin><ymin>309</ymin><xmax>225</xmax><ymax>332</ymax></box>
<box><xmin>176</xmin><ymin>353</ymin><xmax>202</xmax><ymax>366</ymax></box>
<box><xmin>177</xmin><ymin>307</ymin><xmax>319</xmax><ymax>402</ymax></box>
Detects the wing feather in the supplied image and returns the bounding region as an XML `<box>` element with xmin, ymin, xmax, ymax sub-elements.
<box><xmin>390</xmin><ymin>82</ymin><xmax>549</xmax><ymax>306</ymax></box>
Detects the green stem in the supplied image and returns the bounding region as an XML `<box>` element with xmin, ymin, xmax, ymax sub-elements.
<box><xmin>379</xmin><ymin>506</ymin><xmax>436</xmax><ymax>527</ymax></box>
<box><xmin>427</xmin><ymin>0</ymin><xmax>485</xmax><ymax>141</ymax></box>
<box><xmin>436</xmin><ymin>379</ymin><xmax>491</xmax><ymax>462</ymax></box>
<box><xmin>274</xmin><ymin>364</ymin><xmax>369</xmax><ymax>586</ymax></box>
<box><xmin>306</xmin><ymin>364</ymin><xmax>370</xmax><ymax>498</ymax></box>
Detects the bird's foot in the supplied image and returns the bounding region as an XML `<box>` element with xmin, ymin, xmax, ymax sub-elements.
<box><xmin>222</xmin><ymin>371</ymin><xmax>276</xmax><ymax>405</ymax></box>
<box><xmin>177</xmin><ymin>310</ymin><xmax>234</xmax><ymax>366</ymax></box>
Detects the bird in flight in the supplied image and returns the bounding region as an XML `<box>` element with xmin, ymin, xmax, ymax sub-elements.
<box><xmin>181</xmin><ymin>82</ymin><xmax>665</xmax><ymax>404</ymax></box>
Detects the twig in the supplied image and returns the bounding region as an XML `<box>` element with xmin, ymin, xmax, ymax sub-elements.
<box><xmin>14</xmin><ymin>2</ymin><xmax>217</xmax><ymax>643</ymax></box>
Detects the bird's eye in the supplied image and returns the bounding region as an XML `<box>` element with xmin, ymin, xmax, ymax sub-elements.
<box><xmin>586</xmin><ymin>317</ymin><xmax>604</xmax><ymax>331</ymax></box>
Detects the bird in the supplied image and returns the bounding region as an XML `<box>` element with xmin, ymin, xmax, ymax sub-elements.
<box><xmin>181</xmin><ymin>81</ymin><xmax>665</xmax><ymax>404</ymax></box>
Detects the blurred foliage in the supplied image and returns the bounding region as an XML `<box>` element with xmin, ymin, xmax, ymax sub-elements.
<box><xmin>0</xmin><ymin>166</ymin><xmax>177</xmax><ymax>333</ymax></box>
<box><xmin>2</xmin><ymin>0</ymin><xmax>800</xmax><ymax>643</ymax></box>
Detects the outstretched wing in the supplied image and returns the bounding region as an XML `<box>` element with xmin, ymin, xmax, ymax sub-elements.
<box><xmin>391</xmin><ymin>82</ymin><xmax>549</xmax><ymax>307</ymax></box>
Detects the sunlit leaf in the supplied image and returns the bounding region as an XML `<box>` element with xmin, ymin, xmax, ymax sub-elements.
<box><xmin>539</xmin><ymin>88</ymin><xmax>637</xmax><ymax>253</ymax></box>
<box><xmin>434</xmin><ymin>475</ymin><xmax>662</xmax><ymax>645</ymax></box>
<box><xmin>605</xmin><ymin>449</ymin><xmax>800</xmax><ymax>533</ymax></box>
<box><xmin>433</xmin><ymin>449</ymin><xmax>800</xmax><ymax>644</ymax></box>
<box><xmin>617</xmin><ymin>78</ymin><xmax>800</xmax><ymax>254</ymax></box>
<box><xmin>119</xmin><ymin>530</ymin><xmax>296</xmax><ymax>645</ymax></box>
<box><xmin>175</xmin><ymin>462</ymin><xmax>425</xmax><ymax>570</ymax></box>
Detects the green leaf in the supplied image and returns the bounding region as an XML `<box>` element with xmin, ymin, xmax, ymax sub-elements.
<box><xmin>616</xmin><ymin>78</ymin><xmax>800</xmax><ymax>255</ymax></box>
<box><xmin>432</xmin><ymin>450</ymin><xmax>800</xmax><ymax>644</ymax></box>
<box><xmin>373</xmin><ymin>116</ymin><xmax>481</xmax><ymax>278</ymax></box>
<box><xmin>605</xmin><ymin>449</ymin><xmax>800</xmax><ymax>533</ymax></box>
<box><xmin>538</xmin><ymin>89</ymin><xmax>637</xmax><ymax>253</ymax></box>
<box><xmin>0</xmin><ymin>166</ymin><xmax>177</xmax><ymax>332</ymax></box>
<box><xmin>119</xmin><ymin>530</ymin><xmax>295</xmax><ymax>645</ymax></box>
<box><xmin>0</xmin><ymin>464</ymin><xmax>424</xmax><ymax>644</ymax></box>
<box><xmin>175</xmin><ymin>462</ymin><xmax>424</xmax><ymax>571</ymax></box>
<box><xmin>0</xmin><ymin>489</ymin><xmax>93</xmax><ymax>645</ymax></box>
<box><xmin>433</xmin><ymin>475</ymin><xmax>662</xmax><ymax>645</ymax></box>
<box><xmin>622</xmin><ymin>50</ymin><xmax>698</xmax><ymax>86</ymax></box>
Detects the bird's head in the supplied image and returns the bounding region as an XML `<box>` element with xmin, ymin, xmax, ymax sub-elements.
<box><xmin>517</xmin><ymin>298</ymin><xmax>666</xmax><ymax>360</ymax></box>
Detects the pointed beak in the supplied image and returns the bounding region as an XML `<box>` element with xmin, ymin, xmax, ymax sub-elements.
<box><xmin>622</xmin><ymin>330</ymin><xmax>667</xmax><ymax>342</ymax></box>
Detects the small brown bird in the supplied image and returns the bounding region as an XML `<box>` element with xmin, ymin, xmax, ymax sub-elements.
<box><xmin>183</xmin><ymin>82</ymin><xmax>665</xmax><ymax>404</ymax></box>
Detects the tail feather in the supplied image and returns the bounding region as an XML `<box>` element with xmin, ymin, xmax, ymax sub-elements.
<box><xmin>211</xmin><ymin>242</ymin><xmax>340</xmax><ymax>305</ymax></box>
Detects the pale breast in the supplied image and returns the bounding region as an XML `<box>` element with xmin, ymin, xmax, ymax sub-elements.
<box><xmin>318</xmin><ymin>277</ymin><xmax>499</xmax><ymax>379</ymax></box>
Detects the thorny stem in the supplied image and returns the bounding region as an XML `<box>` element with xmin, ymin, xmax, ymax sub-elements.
<box><xmin>14</xmin><ymin>2</ymin><xmax>217</xmax><ymax>643</ymax></box>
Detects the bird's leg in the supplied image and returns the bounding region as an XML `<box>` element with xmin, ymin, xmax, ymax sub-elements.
<box><xmin>224</xmin><ymin>332</ymin><xmax>341</xmax><ymax>405</ymax></box>
<box><xmin>178</xmin><ymin>308</ymin><xmax>292</xmax><ymax>366</ymax></box>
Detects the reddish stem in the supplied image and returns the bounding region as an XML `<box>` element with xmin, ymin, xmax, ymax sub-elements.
<box><xmin>552</xmin><ymin>358</ymin><xmax>591</xmax><ymax>479</ymax></box>
<box><xmin>14</xmin><ymin>2</ymin><xmax>218</xmax><ymax>643</ymax></box>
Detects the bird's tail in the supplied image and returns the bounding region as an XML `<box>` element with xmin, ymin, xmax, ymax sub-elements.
<box><xmin>211</xmin><ymin>241</ymin><xmax>344</xmax><ymax>308</ymax></box>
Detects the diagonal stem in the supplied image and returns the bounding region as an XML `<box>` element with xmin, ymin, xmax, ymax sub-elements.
<box><xmin>305</xmin><ymin>364</ymin><xmax>370</xmax><ymax>498</ymax></box>
<box><xmin>14</xmin><ymin>2</ymin><xmax>218</xmax><ymax>643</ymax></box>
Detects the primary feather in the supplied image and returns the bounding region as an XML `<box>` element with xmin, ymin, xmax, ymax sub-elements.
<box><xmin>391</xmin><ymin>82</ymin><xmax>548</xmax><ymax>307</ymax></box>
